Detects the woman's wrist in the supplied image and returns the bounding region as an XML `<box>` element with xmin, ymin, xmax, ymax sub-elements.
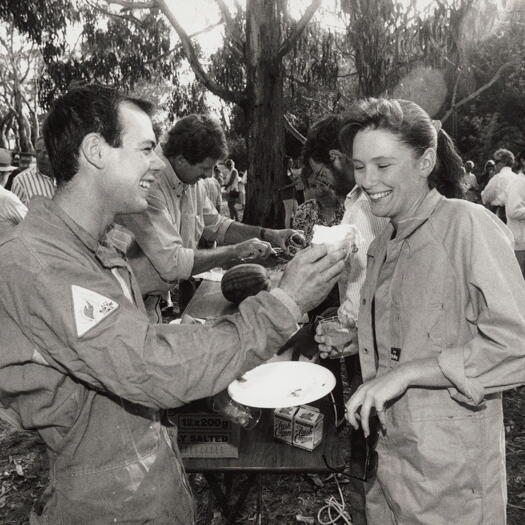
<box><xmin>401</xmin><ymin>357</ymin><xmax>448</xmax><ymax>388</ymax></box>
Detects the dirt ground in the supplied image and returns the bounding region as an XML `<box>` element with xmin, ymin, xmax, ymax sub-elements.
<box><xmin>0</xmin><ymin>387</ymin><xmax>523</xmax><ymax>524</ymax></box>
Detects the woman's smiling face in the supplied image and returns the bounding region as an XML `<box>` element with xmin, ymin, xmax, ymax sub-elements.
<box><xmin>351</xmin><ymin>127</ymin><xmax>432</xmax><ymax>226</ymax></box>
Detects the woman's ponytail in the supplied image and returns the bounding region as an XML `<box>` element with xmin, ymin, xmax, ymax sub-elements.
<box><xmin>428</xmin><ymin>128</ymin><xmax>464</xmax><ymax>199</ymax></box>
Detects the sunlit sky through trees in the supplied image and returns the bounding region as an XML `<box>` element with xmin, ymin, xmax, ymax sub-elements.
<box><xmin>157</xmin><ymin>0</ymin><xmax>514</xmax><ymax>118</ymax></box>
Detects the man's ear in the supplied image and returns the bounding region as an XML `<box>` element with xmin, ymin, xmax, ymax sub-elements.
<box><xmin>419</xmin><ymin>147</ymin><xmax>436</xmax><ymax>179</ymax></box>
<box><xmin>328</xmin><ymin>149</ymin><xmax>344</xmax><ymax>162</ymax></box>
<box><xmin>80</xmin><ymin>133</ymin><xmax>106</xmax><ymax>170</ymax></box>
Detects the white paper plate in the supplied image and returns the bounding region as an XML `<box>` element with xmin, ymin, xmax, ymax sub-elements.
<box><xmin>228</xmin><ymin>361</ymin><xmax>336</xmax><ymax>408</ymax></box>
<box><xmin>192</xmin><ymin>268</ymin><xmax>224</xmax><ymax>281</ymax></box>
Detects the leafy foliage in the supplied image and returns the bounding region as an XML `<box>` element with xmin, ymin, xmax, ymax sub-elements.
<box><xmin>208</xmin><ymin>9</ymin><xmax>246</xmax><ymax>94</ymax></box>
<box><xmin>0</xmin><ymin>0</ymin><xmax>78</xmax><ymax>62</ymax></box>
<box><xmin>1</xmin><ymin>0</ymin><xmax>524</xmax><ymax>218</ymax></box>
<box><xmin>283</xmin><ymin>21</ymin><xmax>347</xmax><ymax>131</ymax></box>
<box><xmin>39</xmin><ymin>4</ymin><xmax>175</xmax><ymax>108</ymax></box>
<box><xmin>454</xmin><ymin>10</ymin><xmax>525</xmax><ymax>166</ymax></box>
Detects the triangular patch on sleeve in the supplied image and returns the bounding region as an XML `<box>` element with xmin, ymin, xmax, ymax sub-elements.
<box><xmin>71</xmin><ymin>285</ymin><xmax>119</xmax><ymax>337</ymax></box>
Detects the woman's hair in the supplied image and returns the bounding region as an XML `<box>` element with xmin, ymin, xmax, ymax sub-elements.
<box><xmin>339</xmin><ymin>98</ymin><xmax>464</xmax><ymax>199</ymax></box>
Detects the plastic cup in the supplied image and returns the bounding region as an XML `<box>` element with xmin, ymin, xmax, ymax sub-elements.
<box><xmin>210</xmin><ymin>392</ymin><xmax>262</xmax><ymax>429</ymax></box>
<box><xmin>317</xmin><ymin>315</ymin><xmax>351</xmax><ymax>359</ymax></box>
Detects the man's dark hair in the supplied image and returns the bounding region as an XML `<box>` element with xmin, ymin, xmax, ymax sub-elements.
<box><xmin>43</xmin><ymin>84</ymin><xmax>154</xmax><ymax>185</ymax></box>
<box><xmin>162</xmin><ymin>114</ymin><xmax>228</xmax><ymax>165</ymax></box>
<box><xmin>302</xmin><ymin>115</ymin><xmax>344</xmax><ymax>166</ymax></box>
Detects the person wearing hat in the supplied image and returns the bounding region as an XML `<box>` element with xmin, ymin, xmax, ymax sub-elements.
<box><xmin>0</xmin><ymin>147</ymin><xmax>27</xmax><ymax>233</ymax></box>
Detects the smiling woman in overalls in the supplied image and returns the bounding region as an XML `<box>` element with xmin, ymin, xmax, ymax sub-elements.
<box><xmin>317</xmin><ymin>98</ymin><xmax>525</xmax><ymax>525</ymax></box>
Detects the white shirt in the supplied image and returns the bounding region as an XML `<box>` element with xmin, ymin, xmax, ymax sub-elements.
<box><xmin>481</xmin><ymin>166</ymin><xmax>516</xmax><ymax>207</ymax></box>
<box><xmin>504</xmin><ymin>174</ymin><xmax>525</xmax><ymax>250</ymax></box>
<box><xmin>337</xmin><ymin>186</ymin><xmax>389</xmax><ymax>325</ymax></box>
<box><xmin>0</xmin><ymin>185</ymin><xmax>27</xmax><ymax>234</ymax></box>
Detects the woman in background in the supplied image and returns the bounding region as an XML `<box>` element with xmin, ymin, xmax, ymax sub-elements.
<box><xmin>292</xmin><ymin>162</ymin><xmax>345</xmax><ymax>243</ymax></box>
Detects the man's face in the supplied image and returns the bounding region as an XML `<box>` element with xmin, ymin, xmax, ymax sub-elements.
<box><xmin>173</xmin><ymin>156</ymin><xmax>217</xmax><ymax>185</ymax></box>
<box><xmin>35</xmin><ymin>137</ymin><xmax>53</xmax><ymax>176</ymax></box>
<box><xmin>307</xmin><ymin>159</ymin><xmax>338</xmax><ymax>203</ymax></box>
<box><xmin>307</xmin><ymin>151</ymin><xmax>354</xmax><ymax>201</ymax></box>
<box><xmin>103</xmin><ymin>102</ymin><xmax>165</xmax><ymax>215</ymax></box>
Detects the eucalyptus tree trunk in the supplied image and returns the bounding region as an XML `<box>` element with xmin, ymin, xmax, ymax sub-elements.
<box><xmin>13</xmin><ymin>75</ymin><xmax>32</xmax><ymax>152</ymax></box>
<box><xmin>242</xmin><ymin>0</ymin><xmax>286</xmax><ymax>228</ymax></box>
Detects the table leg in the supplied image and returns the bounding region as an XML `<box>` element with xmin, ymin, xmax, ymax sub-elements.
<box><xmin>204</xmin><ymin>473</ymin><xmax>230</xmax><ymax>514</ymax></box>
<box><xmin>204</xmin><ymin>472</ymin><xmax>259</xmax><ymax>524</ymax></box>
<box><xmin>256</xmin><ymin>474</ymin><xmax>263</xmax><ymax>525</ymax></box>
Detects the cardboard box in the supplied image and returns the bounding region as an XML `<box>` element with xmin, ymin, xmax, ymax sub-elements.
<box><xmin>273</xmin><ymin>405</ymin><xmax>324</xmax><ymax>451</ymax></box>
<box><xmin>273</xmin><ymin>406</ymin><xmax>299</xmax><ymax>444</ymax></box>
<box><xmin>175</xmin><ymin>412</ymin><xmax>240</xmax><ymax>458</ymax></box>
<box><xmin>293</xmin><ymin>405</ymin><xmax>324</xmax><ymax>451</ymax></box>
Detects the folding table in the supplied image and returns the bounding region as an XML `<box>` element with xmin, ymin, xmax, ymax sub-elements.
<box><xmin>181</xmin><ymin>278</ymin><xmax>346</xmax><ymax>523</ymax></box>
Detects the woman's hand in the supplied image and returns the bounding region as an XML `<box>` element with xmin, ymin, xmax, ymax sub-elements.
<box><xmin>345</xmin><ymin>367</ymin><xmax>411</xmax><ymax>437</ymax></box>
<box><xmin>346</xmin><ymin>357</ymin><xmax>452</xmax><ymax>437</ymax></box>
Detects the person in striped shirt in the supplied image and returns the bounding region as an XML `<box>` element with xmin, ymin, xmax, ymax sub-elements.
<box><xmin>0</xmin><ymin>148</ymin><xmax>27</xmax><ymax>233</ymax></box>
<box><xmin>11</xmin><ymin>136</ymin><xmax>56</xmax><ymax>206</ymax></box>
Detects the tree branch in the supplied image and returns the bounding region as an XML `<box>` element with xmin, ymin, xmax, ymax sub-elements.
<box><xmin>155</xmin><ymin>0</ymin><xmax>245</xmax><ymax>105</ymax></box>
<box><xmin>300</xmin><ymin>94</ymin><xmax>332</xmax><ymax>114</ymax></box>
<box><xmin>284</xmin><ymin>113</ymin><xmax>305</xmax><ymax>144</ymax></box>
<box><xmin>143</xmin><ymin>21</ymin><xmax>223</xmax><ymax>66</ymax></box>
<box><xmin>337</xmin><ymin>71</ymin><xmax>358</xmax><ymax>78</ymax></box>
<box><xmin>89</xmin><ymin>0</ymin><xmax>145</xmax><ymax>28</ymax></box>
<box><xmin>105</xmin><ymin>0</ymin><xmax>156</xmax><ymax>9</ymax></box>
<box><xmin>278</xmin><ymin>0</ymin><xmax>322</xmax><ymax>60</ymax></box>
<box><xmin>449</xmin><ymin>71</ymin><xmax>461</xmax><ymax>108</ymax></box>
<box><xmin>441</xmin><ymin>58</ymin><xmax>519</xmax><ymax>123</ymax></box>
<box><xmin>339</xmin><ymin>91</ymin><xmax>353</xmax><ymax>106</ymax></box>
<box><xmin>287</xmin><ymin>74</ymin><xmax>319</xmax><ymax>92</ymax></box>
<box><xmin>215</xmin><ymin>0</ymin><xmax>244</xmax><ymax>59</ymax></box>
<box><xmin>19</xmin><ymin>49</ymin><xmax>37</xmax><ymax>84</ymax></box>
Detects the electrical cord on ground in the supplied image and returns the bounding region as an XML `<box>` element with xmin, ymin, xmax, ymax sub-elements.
<box><xmin>330</xmin><ymin>392</ymin><xmax>338</xmax><ymax>426</ymax></box>
<box><xmin>317</xmin><ymin>474</ymin><xmax>353</xmax><ymax>524</ymax></box>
